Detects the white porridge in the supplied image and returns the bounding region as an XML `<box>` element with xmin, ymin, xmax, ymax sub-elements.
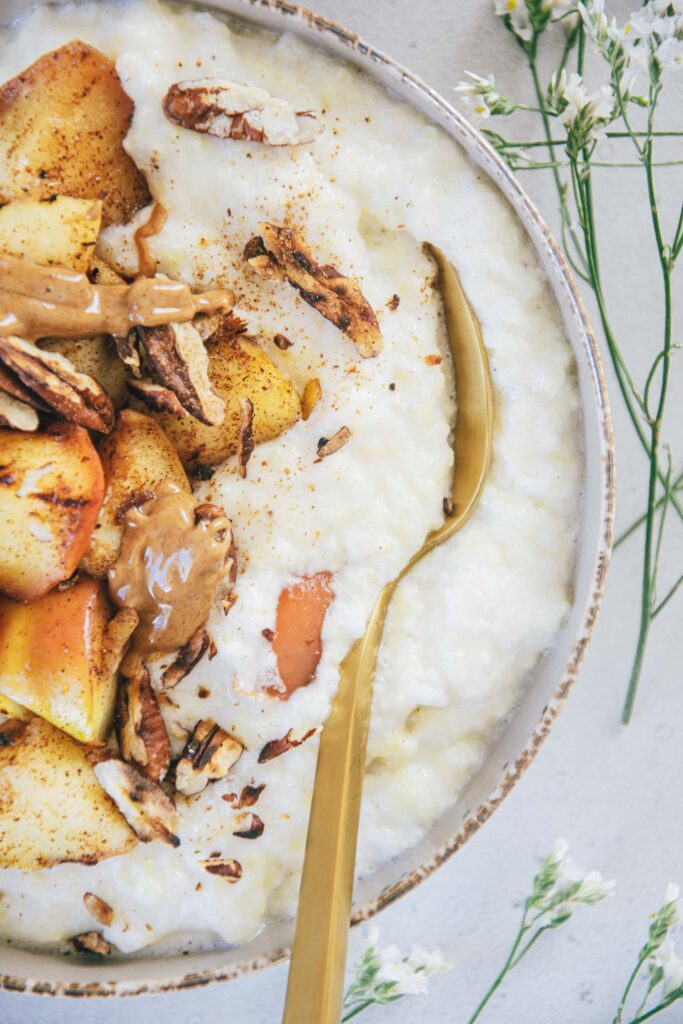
<box><xmin>0</xmin><ymin>0</ymin><xmax>581</xmax><ymax>955</ymax></box>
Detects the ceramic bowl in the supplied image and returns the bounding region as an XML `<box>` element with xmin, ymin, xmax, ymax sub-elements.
<box><xmin>0</xmin><ymin>0</ymin><xmax>614</xmax><ymax>998</ymax></box>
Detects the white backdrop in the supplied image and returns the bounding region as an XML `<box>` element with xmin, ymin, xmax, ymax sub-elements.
<box><xmin>1</xmin><ymin>2</ymin><xmax>681</xmax><ymax>1022</ymax></box>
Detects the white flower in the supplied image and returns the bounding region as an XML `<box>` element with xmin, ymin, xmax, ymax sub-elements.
<box><xmin>454</xmin><ymin>71</ymin><xmax>517</xmax><ymax>118</ymax></box>
<box><xmin>494</xmin><ymin>0</ymin><xmax>534</xmax><ymax>41</ymax></box>
<box><xmin>407</xmin><ymin>946</ymin><xmax>452</xmax><ymax>976</ymax></box>
<box><xmin>666</xmin><ymin>883</ymin><xmax>680</xmax><ymax>904</ymax></box>
<box><xmin>560</xmin><ymin>72</ymin><xmax>614</xmax><ymax>122</ymax></box>
<box><xmin>652</xmin><ymin>939</ymin><xmax>683</xmax><ymax>995</ymax></box>
<box><xmin>657</xmin><ymin>34</ymin><xmax>683</xmax><ymax>67</ymax></box>
<box><xmin>576</xmin><ymin>870</ymin><xmax>617</xmax><ymax>902</ymax></box>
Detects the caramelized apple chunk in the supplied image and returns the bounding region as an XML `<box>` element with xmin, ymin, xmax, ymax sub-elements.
<box><xmin>0</xmin><ymin>422</ymin><xmax>104</xmax><ymax>601</ymax></box>
<box><xmin>0</xmin><ymin>578</ymin><xmax>137</xmax><ymax>744</ymax></box>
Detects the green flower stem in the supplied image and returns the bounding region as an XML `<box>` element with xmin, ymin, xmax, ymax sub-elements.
<box><xmin>615</xmin><ymin>471</ymin><xmax>683</xmax><ymax>548</ymax></box>
<box><xmin>614</xmin><ymin>952</ymin><xmax>651</xmax><ymax>1023</ymax></box>
<box><xmin>622</xmin><ymin>87</ymin><xmax>674</xmax><ymax>724</ymax></box>
<box><xmin>652</xmin><ymin>573</ymin><xmax>683</xmax><ymax>619</ymax></box>
<box><xmin>626</xmin><ymin>992</ymin><xmax>683</xmax><ymax>1024</ymax></box>
<box><xmin>342</xmin><ymin>999</ymin><xmax>377</xmax><ymax>1021</ymax></box>
<box><xmin>494</xmin><ymin>132</ymin><xmax>683</xmax><ymax>149</ymax></box>
<box><xmin>516</xmin><ymin>160</ymin><xmax>683</xmax><ymax>169</ymax></box>
<box><xmin>466</xmin><ymin>908</ymin><xmax>547</xmax><ymax>1024</ymax></box>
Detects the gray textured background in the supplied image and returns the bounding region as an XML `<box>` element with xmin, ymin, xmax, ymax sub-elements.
<box><xmin>1</xmin><ymin>1</ymin><xmax>682</xmax><ymax>1022</ymax></box>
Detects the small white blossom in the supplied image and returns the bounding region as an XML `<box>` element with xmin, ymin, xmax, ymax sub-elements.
<box><xmin>455</xmin><ymin>71</ymin><xmax>518</xmax><ymax>118</ymax></box>
<box><xmin>652</xmin><ymin>939</ymin><xmax>683</xmax><ymax>995</ymax></box>
<box><xmin>665</xmin><ymin>883</ymin><xmax>681</xmax><ymax>905</ymax></box>
<box><xmin>494</xmin><ymin>0</ymin><xmax>534</xmax><ymax>41</ymax></box>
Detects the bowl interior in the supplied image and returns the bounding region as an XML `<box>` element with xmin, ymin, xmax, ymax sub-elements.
<box><xmin>0</xmin><ymin>0</ymin><xmax>613</xmax><ymax>997</ymax></box>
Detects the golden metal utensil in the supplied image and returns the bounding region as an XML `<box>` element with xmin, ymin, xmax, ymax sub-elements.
<box><xmin>282</xmin><ymin>245</ymin><xmax>494</xmax><ymax>1024</ymax></box>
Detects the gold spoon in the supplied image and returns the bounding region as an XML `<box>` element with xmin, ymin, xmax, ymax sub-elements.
<box><xmin>282</xmin><ymin>245</ymin><xmax>494</xmax><ymax>1024</ymax></box>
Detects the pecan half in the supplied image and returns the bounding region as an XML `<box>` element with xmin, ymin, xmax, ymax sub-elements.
<box><xmin>137</xmin><ymin>321</ymin><xmax>224</xmax><ymax>425</ymax></box>
<box><xmin>0</xmin><ymin>335</ymin><xmax>115</xmax><ymax>432</ymax></box>
<box><xmin>94</xmin><ymin>759</ymin><xmax>180</xmax><ymax>847</ymax></box>
<box><xmin>116</xmin><ymin>667</ymin><xmax>171</xmax><ymax>783</ymax></box>
<box><xmin>127</xmin><ymin>378</ymin><xmax>189</xmax><ymax>418</ymax></box>
<box><xmin>258</xmin><ymin>727</ymin><xmax>317</xmax><ymax>764</ymax></box>
<box><xmin>0</xmin><ymin>390</ymin><xmax>38</xmax><ymax>431</ymax></box>
<box><xmin>163</xmin><ymin>79</ymin><xmax>322</xmax><ymax>146</ymax></box>
<box><xmin>237</xmin><ymin>397</ymin><xmax>254</xmax><ymax>479</ymax></box>
<box><xmin>175</xmin><ymin>719</ymin><xmax>243</xmax><ymax>797</ymax></box>
<box><xmin>233</xmin><ymin>813</ymin><xmax>264</xmax><ymax>839</ymax></box>
<box><xmin>315</xmin><ymin>426</ymin><xmax>351</xmax><ymax>461</ymax></box>
<box><xmin>201</xmin><ymin>857</ymin><xmax>242</xmax><ymax>881</ymax></box>
<box><xmin>244</xmin><ymin>224</ymin><xmax>383</xmax><ymax>358</ymax></box>
<box><xmin>71</xmin><ymin>932</ymin><xmax>111</xmax><ymax>957</ymax></box>
<box><xmin>162</xmin><ymin>627</ymin><xmax>210</xmax><ymax>690</ymax></box>
<box><xmin>83</xmin><ymin>893</ymin><xmax>114</xmax><ymax>928</ymax></box>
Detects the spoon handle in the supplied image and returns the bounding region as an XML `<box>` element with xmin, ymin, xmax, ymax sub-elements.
<box><xmin>282</xmin><ymin>580</ymin><xmax>394</xmax><ymax>1024</ymax></box>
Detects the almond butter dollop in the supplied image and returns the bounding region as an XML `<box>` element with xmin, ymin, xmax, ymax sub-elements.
<box><xmin>0</xmin><ymin>253</ymin><xmax>234</xmax><ymax>342</ymax></box>
<box><xmin>109</xmin><ymin>480</ymin><xmax>233</xmax><ymax>658</ymax></box>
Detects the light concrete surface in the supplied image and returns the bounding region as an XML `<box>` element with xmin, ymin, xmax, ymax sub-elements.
<box><xmin>1</xmin><ymin>1</ymin><xmax>681</xmax><ymax>1022</ymax></box>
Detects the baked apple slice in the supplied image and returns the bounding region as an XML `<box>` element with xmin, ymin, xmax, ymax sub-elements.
<box><xmin>0</xmin><ymin>40</ymin><xmax>150</xmax><ymax>226</ymax></box>
<box><xmin>80</xmin><ymin>409</ymin><xmax>191</xmax><ymax>577</ymax></box>
<box><xmin>0</xmin><ymin>195</ymin><xmax>102</xmax><ymax>272</ymax></box>
<box><xmin>0</xmin><ymin>421</ymin><xmax>104</xmax><ymax>601</ymax></box>
<box><xmin>0</xmin><ymin>577</ymin><xmax>137</xmax><ymax>744</ymax></box>
<box><xmin>0</xmin><ymin>717</ymin><xmax>137</xmax><ymax>869</ymax></box>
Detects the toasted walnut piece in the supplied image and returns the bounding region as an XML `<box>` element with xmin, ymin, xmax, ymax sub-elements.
<box><xmin>101</xmin><ymin>608</ymin><xmax>139</xmax><ymax>681</ymax></box>
<box><xmin>163</xmin><ymin>79</ymin><xmax>322</xmax><ymax>146</ymax></box>
<box><xmin>0</xmin><ymin>336</ymin><xmax>115</xmax><ymax>433</ymax></box>
<box><xmin>94</xmin><ymin>759</ymin><xmax>180</xmax><ymax>847</ymax></box>
<box><xmin>201</xmin><ymin>856</ymin><xmax>242</xmax><ymax>881</ymax></box>
<box><xmin>0</xmin><ymin>390</ymin><xmax>38</xmax><ymax>431</ymax></box>
<box><xmin>233</xmin><ymin>813</ymin><xmax>264</xmax><ymax>839</ymax></box>
<box><xmin>386</xmin><ymin>294</ymin><xmax>400</xmax><ymax>311</ymax></box>
<box><xmin>83</xmin><ymin>892</ymin><xmax>114</xmax><ymax>928</ymax></box>
<box><xmin>273</xmin><ymin>332</ymin><xmax>292</xmax><ymax>351</ymax></box>
<box><xmin>258</xmin><ymin>727</ymin><xmax>317</xmax><ymax>764</ymax></box>
<box><xmin>175</xmin><ymin>719</ymin><xmax>243</xmax><ymax>797</ymax></box>
<box><xmin>137</xmin><ymin>321</ymin><xmax>224</xmax><ymax>425</ymax></box>
<box><xmin>114</xmin><ymin>331</ymin><xmax>141</xmax><ymax>375</ymax></box>
<box><xmin>315</xmin><ymin>426</ymin><xmax>351</xmax><ymax>462</ymax></box>
<box><xmin>71</xmin><ymin>931</ymin><xmax>111</xmax><ymax>957</ymax></box>
<box><xmin>237</xmin><ymin>397</ymin><xmax>254</xmax><ymax>479</ymax></box>
<box><xmin>117</xmin><ymin>668</ymin><xmax>171</xmax><ymax>783</ymax></box>
<box><xmin>301</xmin><ymin>378</ymin><xmax>322</xmax><ymax>421</ymax></box>
<box><xmin>245</xmin><ymin>224</ymin><xmax>383</xmax><ymax>358</ymax></box>
<box><xmin>237</xmin><ymin>782</ymin><xmax>266</xmax><ymax>808</ymax></box>
<box><xmin>127</xmin><ymin>378</ymin><xmax>189</xmax><ymax>419</ymax></box>
<box><xmin>162</xmin><ymin>627</ymin><xmax>210</xmax><ymax>690</ymax></box>
<box><xmin>0</xmin><ymin>362</ymin><xmax>49</xmax><ymax>410</ymax></box>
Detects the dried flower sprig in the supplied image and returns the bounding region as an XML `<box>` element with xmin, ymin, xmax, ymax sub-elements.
<box><xmin>456</xmin><ymin>0</ymin><xmax>683</xmax><ymax>722</ymax></box>
<box><xmin>614</xmin><ymin>883</ymin><xmax>683</xmax><ymax>1024</ymax></box>
<box><xmin>342</xmin><ymin>840</ymin><xmax>612</xmax><ymax>1021</ymax></box>
<box><xmin>341</xmin><ymin>927</ymin><xmax>452</xmax><ymax>1020</ymax></box>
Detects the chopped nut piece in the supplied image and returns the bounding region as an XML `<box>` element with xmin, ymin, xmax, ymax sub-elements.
<box><xmin>94</xmin><ymin>759</ymin><xmax>180</xmax><ymax>847</ymax></box>
<box><xmin>0</xmin><ymin>362</ymin><xmax>49</xmax><ymax>410</ymax></box>
<box><xmin>237</xmin><ymin>782</ymin><xmax>266</xmax><ymax>808</ymax></box>
<box><xmin>261</xmin><ymin>628</ymin><xmax>274</xmax><ymax>643</ymax></box>
<box><xmin>162</xmin><ymin>627</ymin><xmax>211</xmax><ymax>690</ymax></box>
<box><xmin>301</xmin><ymin>378</ymin><xmax>322</xmax><ymax>421</ymax></box>
<box><xmin>443</xmin><ymin>497</ymin><xmax>454</xmax><ymax>517</ymax></box>
<box><xmin>258</xmin><ymin>727</ymin><xmax>317</xmax><ymax>764</ymax></box>
<box><xmin>0</xmin><ymin>336</ymin><xmax>114</xmax><ymax>433</ymax></box>
<box><xmin>237</xmin><ymin>397</ymin><xmax>254</xmax><ymax>479</ymax></box>
<box><xmin>127</xmin><ymin>378</ymin><xmax>189</xmax><ymax>418</ymax></box>
<box><xmin>101</xmin><ymin>607</ymin><xmax>139</xmax><ymax>681</ymax></box>
<box><xmin>425</xmin><ymin>354</ymin><xmax>443</xmax><ymax>366</ymax></box>
<box><xmin>201</xmin><ymin>857</ymin><xmax>242</xmax><ymax>881</ymax></box>
<box><xmin>175</xmin><ymin>719</ymin><xmax>243</xmax><ymax>796</ymax></box>
<box><xmin>233</xmin><ymin>812</ymin><xmax>264</xmax><ymax>839</ymax></box>
<box><xmin>113</xmin><ymin>332</ymin><xmax>141</xmax><ymax>375</ymax></box>
<box><xmin>71</xmin><ymin>931</ymin><xmax>111</xmax><ymax>957</ymax></box>
<box><xmin>386</xmin><ymin>294</ymin><xmax>400</xmax><ymax>311</ymax></box>
<box><xmin>315</xmin><ymin>426</ymin><xmax>351</xmax><ymax>462</ymax></box>
<box><xmin>0</xmin><ymin>390</ymin><xmax>38</xmax><ymax>431</ymax></box>
<box><xmin>244</xmin><ymin>224</ymin><xmax>382</xmax><ymax>358</ymax></box>
<box><xmin>273</xmin><ymin>333</ymin><xmax>292</xmax><ymax>351</ymax></box>
<box><xmin>201</xmin><ymin>311</ymin><xmax>247</xmax><ymax>342</ymax></box>
<box><xmin>163</xmin><ymin>79</ymin><xmax>322</xmax><ymax>146</ymax></box>
<box><xmin>0</xmin><ymin>719</ymin><xmax>27</xmax><ymax>747</ymax></box>
<box><xmin>83</xmin><ymin>892</ymin><xmax>114</xmax><ymax>928</ymax></box>
<box><xmin>116</xmin><ymin>667</ymin><xmax>171</xmax><ymax>783</ymax></box>
<box><xmin>137</xmin><ymin>321</ymin><xmax>224</xmax><ymax>425</ymax></box>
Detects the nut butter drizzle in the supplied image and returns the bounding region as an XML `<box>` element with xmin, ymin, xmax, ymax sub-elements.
<box><xmin>0</xmin><ymin>253</ymin><xmax>234</xmax><ymax>342</ymax></box>
<box><xmin>109</xmin><ymin>480</ymin><xmax>233</xmax><ymax>665</ymax></box>
<box><xmin>134</xmin><ymin>203</ymin><xmax>168</xmax><ymax>279</ymax></box>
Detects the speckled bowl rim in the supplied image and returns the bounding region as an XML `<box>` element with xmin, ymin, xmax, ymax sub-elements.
<box><xmin>0</xmin><ymin>0</ymin><xmax>615</xmax><ymax>998</ymax></box>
